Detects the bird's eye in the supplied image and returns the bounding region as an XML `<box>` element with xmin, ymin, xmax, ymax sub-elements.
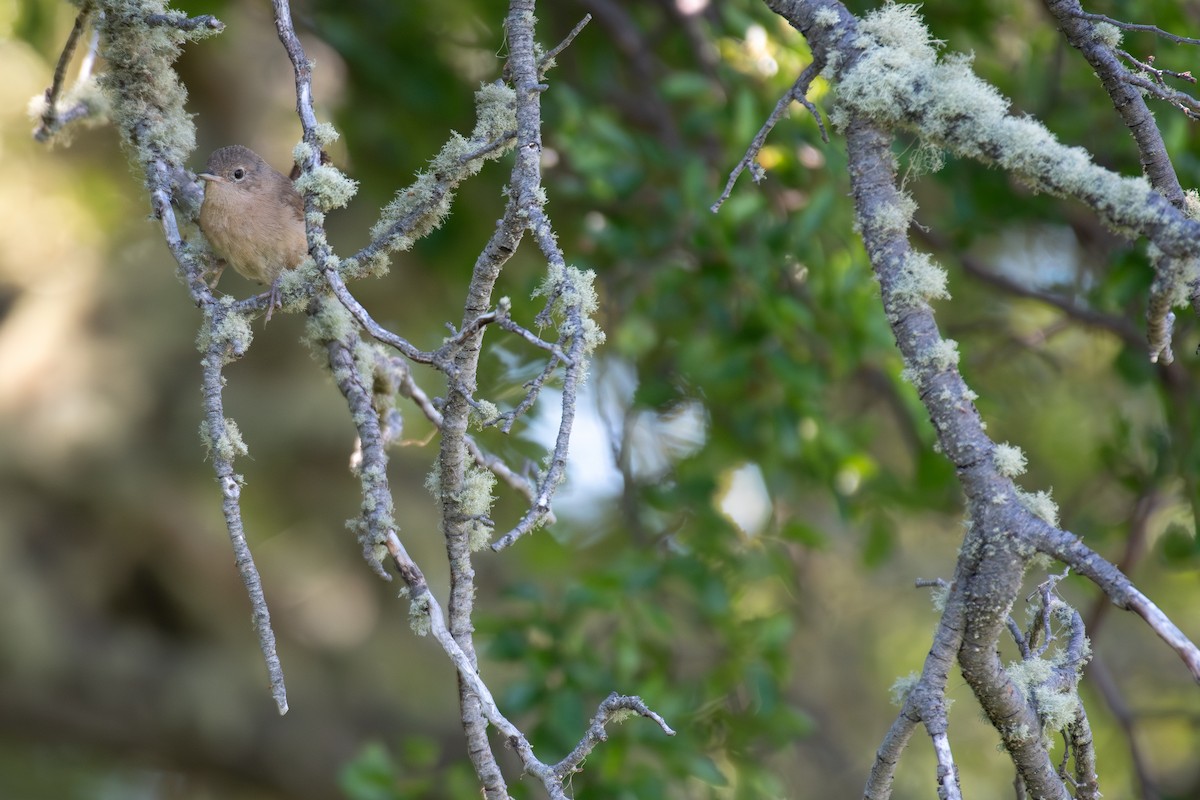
<box><xmin>233</xmin><ymin>168</ymin><xmax>246</xmax><ymax>180</ymax></box>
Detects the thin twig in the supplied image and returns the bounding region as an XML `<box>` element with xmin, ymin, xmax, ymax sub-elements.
<box><xmin>324</xmin><ymin>324</ymin><xmax>399</xmax><ymax>581</ymax></box>
<box><xmin>1123</xmin><ymin>70</ymin><xmax>1200</xmax><ymax>119</ymax></box>
<box><xmin>1117</xmin><ymin>51</ymin><xmax>1196</xmax><ymax>85</ymax></box>
<box><xmin>145</xmin><ymin>12</ymin><xmax>225</xmax><ymax>31</ymax></box>
<box><xmin>1069</xmin><ymin>10</ymin><xmax>1200</xmax><ymax>47</ymax></box>
<box><xmin>494</xmin><ymin>310</ymin><xmax>573</xmax><ymax>364</ymax></box>
<box><xmin>1045</xmin><ymin>0</ymin><xmax>1188</xmax><ymax>206</ymax></box>
<box><xmin>202</xmin><ymin>334</ymin><xmax>289</xmax><ymax>715</ymax></box>
<box><xmin>553</xmin><ymin>692</ymin><xmax>676</xmax><ymax>778</ymax></box>
<box><xmin>323</xmin><ymin>267</ymin><xmax>554</xmax><ymax>516</ymax></box>
<box><xmin>491</xmin><ymin>311</ymin><xmax>583</xmax><ymax>549</ymax></box>
<box><xmin>496</xmin><ymin>350</ymin><xmax>561</xmax><ymax>434</ymax></box>
<box><xmin>272</xmin><ymin>0</ymin><xmax>320</xmax><ymax>148</ymax></box>
<box><xmin>538</xmin><ymin>13</ymin><xmax>592</xmax><ymax>75</ymax></box>
<box><xmin>930</xmin><ymin>732</ymin><xmax>964</xmax><ymax>800</ymax></box>
<box><xmin>33</xmin><ymin>4</ymin><xmax>94</xmax><ymax>142</ymax></box>
<box><xmin>1036</xmin><ymin>523</ymin><xmax>1200</xmax><ymax>682</ymax></box>
<box><xmin>324</xmin><ymin>267</ymin><xmax>435</xmax><ymax>364</ymax></box>
<box><xmin>460</xmin><ymin>131</ymin><xmax>517</xmax><ymax>163</ymax></box>
<box><xmin>711</xmin><ymin>60</ymin><xmax>827</xmax><ymax>213</ymax></box>
<box><xmin>382</xmin><ymin>531</ymin><xmax>569</xmax><ymax>799</ymax></box>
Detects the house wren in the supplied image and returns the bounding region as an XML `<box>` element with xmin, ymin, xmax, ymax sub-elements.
<box><xmin>198</xmin><ymin>145</ymin><xmax>307</xmax><ymax>318</ymax></box>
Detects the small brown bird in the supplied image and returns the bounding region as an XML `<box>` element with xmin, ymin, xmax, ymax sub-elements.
<box><xmin>198</xmin><ymin>145</ymin><xmax>307</xmax><ymax>318</ymax></box>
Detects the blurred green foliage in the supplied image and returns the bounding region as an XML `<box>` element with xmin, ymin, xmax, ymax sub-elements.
<box><xmin>3</xmin><ymin>0</ymin><xmax>1200</xmax><ymax>798</ymax></box>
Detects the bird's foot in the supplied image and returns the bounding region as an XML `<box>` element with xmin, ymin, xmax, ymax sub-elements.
<box><xmin>264</xmin><ymin>277</ymin><xmax>283</xmax><ymax>324</ymax></box>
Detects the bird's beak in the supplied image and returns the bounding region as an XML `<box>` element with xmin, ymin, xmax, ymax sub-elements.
<box><xmin>198</xmin><ymin>172</ymin><xmax>223</xmax><ymax>183</ymax></box>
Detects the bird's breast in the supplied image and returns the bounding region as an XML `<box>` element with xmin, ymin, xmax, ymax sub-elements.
<box><xmin>200</xmin><ymin>185</ymin><xmax>307</xmax><ymax>285</ymax></box>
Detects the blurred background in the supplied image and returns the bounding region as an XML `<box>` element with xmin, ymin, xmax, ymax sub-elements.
<box><xmin>2</xmin><ymin>0</ymin><xmax>1199</xmax><ymax>797</ymax></box>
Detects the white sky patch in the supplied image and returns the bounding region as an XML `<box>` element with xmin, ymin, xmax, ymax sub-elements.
<box><xmin>988</xmin><ymin>224</ymin><xmax>1085</xmax><ymax>290</ymax></box>
<box><xmin>676</xmin><ymin>0</ymin><xmax>709</xmax><ymax>15</ymax></box>
<box><xmin>521</xmin><ymin>359</ymin><xmax>707</xmax><ymax>523</ymax></box>
<box><xmin>716</xmin><ymin>462</ymin><xmax>772</xmax><ymax>537</ymax></box>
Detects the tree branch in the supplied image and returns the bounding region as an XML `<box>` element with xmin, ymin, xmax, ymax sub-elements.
<box><xmin>712</xmin><ymin>60</ymin><xmax>828</xmax><ymax>212</ymax></box>
<box><xmin>753</xmin><ymin>3</ymin><xmax>1200</xmax><ymax>796</ymax></box>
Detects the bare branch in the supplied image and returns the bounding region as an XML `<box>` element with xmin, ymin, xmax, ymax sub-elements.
<box><xmin>272</xmin><ymin>0</ymin><xmax>321</xmax><ymax>149</ymax></box>
<box><xmin>1068</xmin><ymin>10</ymin><xmax>1200</xmax><ymax>47</ymax></box>
<box><xmin>711</xmin><ymin>60</ymin><xmax>827</xmax><ymax>213</ymax></box>
<box><xmin>1122</xmin><ymin>68</ymin><xmax>1200</xmax><ymax>119</ymax></box>
<box><xmin>1036</xmin><ymin>524</ymin><xmax>1200</xmax><ymax>682</ymax></box>
<box><xmin>490</xmin><ymin>316</ymin><xmax>583</xmax><ymax>550</ymax></box>
<box><xmin>1117</xmin><ymin>50</ymin><xmax>1197</xmax><ymax>86</ymax></box>
<box><xmin>324</xmin><ymin>267</ymin><xmax>435</xmax><ymax>364</ymax></box>
<box><xmin>33</xmin><ymin>4</ymin><xmax>102</xmax><ymax>143</ymax></box>
<box><xmin>539</xmin><ymin>13</ymin><xmax>592</xmax><ymax>75</ymax></box>
<box><xmin>930</xmin><ymin>732</ymin><xmax>964</xmax><ymax>800</ymax></box>
<box><xmin>381</xmin><ymin>531</ymin><xmax>568</xmax><ymax>798</ymax></box>
<box><xmin>459</xmin><ymin>131</ymin><xmax>517</xmax><ymax>163</ymax></box>
<box><xmin>200</xmin><ymin>330</ymin><xmax>289</xmax><ymax>715</ymax></box>
<box><xmin>1067</xmin><ymin>708</ymin><xmax>1100</xmax><ymax>800</ymax></box>
<box><xmin>553</xmin><ymin>692</ymin><xmax>677</xmax><ymax>778</ymax></box>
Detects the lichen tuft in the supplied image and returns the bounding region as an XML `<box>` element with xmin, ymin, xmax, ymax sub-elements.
<box><xmin>993</xmin><ymin>442</ymin><xmax>1028</xmax><ymax>478</ymax></box>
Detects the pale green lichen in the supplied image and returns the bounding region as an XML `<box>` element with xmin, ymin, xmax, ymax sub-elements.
<box><xmin>363</xmin><ymin>82</ymin><xmax>516</xmax><ymax>277</ymax></box>
<box><xmin>1016</xmin><ymin>487</ymin><xmax>1059</xmax><ymax>527</ymax></box>
<box><xmin>908</xmin><ymin>141</ymin><xmax>945</xmax><ymax>177</ymax></box>
<box><xmin>929</xmin><ymin>581</ymin><xmax>950</xmax><ymax>612</ymax></box>
<box><xmin>1184</xmin><ymin>190</ymin><xmax>1200</xmax><ymax>221</ymax></box>
<box><xmin>293</xmin><ymin>140</ymin><xmax>317</xmax><ymax>170</ymax></box>
<box><xmin>608</xmin><ymin>708</ymin><xmax>638</xmax><ymax>725</ymax></box>
<box><xmin>470</xmin><ymin>399</ymin><xmax>500</xmax><ymax>429</ymax></box>
<box><xmin>1030</xmin><ymin>552</ymin><xmax>1055</xmax><ymax>571</ymax></box>
<box><xmin>859</xmin><ymin>191</ymin><xmax>917</xmax><ymax>239</ymax></box>
<box><xmin>461</xmin><ymin>465</ymin><xmax>496</xmax><ymax>517</ymax></box>
<box><xmin>198</xmin><ymin>417</ymin><xmax>249</xmax><ymax>463</ymax></box>
<box><xmin>533</xmin><ymin>264</ymin><xmax>607</xmax><ymax>357</ymax></box>
<box><xmin>313</xmin><ymin>121</ymin><xmax>341</xmax><ymax>148</ymax></box>
<box><xmin>408</xmin><ymin>592</ymin><xmax>432</xmax><ymax>636</ymax></box>
<box><xmin>220</xmin><ymin>418</ymin><xmax>248</xmax><ymax>461</ymax></box>
<box><xmin>462</xmin><ymin>465</ymin><xmax>497</xmax><ymax>552</ymax></box>
<box><xmin>889</xmin><ymin>672</ymin><xmax>919</xmax><ymax>706</ymax></box>
<box><xmin>1093</xmin><ymin>21</ymin><xmax>1122</xmax><ymax>50</ymax></box>
<box><xmin>424</xmin><ymin>460</ymin><xmax>442</xmax><ymax>502</ymax></box>
<box><xmin>836</xmin><ymin>3</ymin><xmax>1159</xmax><ymax>235</ymax></box>
<box><xmin>278</xmin><ymin>257</ymin><xmax>322</xmax><ymax>314</ymax></box>
<box><xmin>351</xmin><ymin>339</ymin><xmax>381</xmax><ymax>394</ymax></box>
<box><xmin>96</xmin><ymin>0</ymin><xmax>210</xmax><ymax>175</ymax></box>
<box><xmin>821</xmin><ymin>50</ymin><xmax>844</xmax><ymax>85</ymax></box>
<box><xmin>1160</xmin><ymin>256</ymin><xmax>1200</xmax><ymax>307</ymax></box>
<box><xmin>1008</xmin><ymin>651</ymin><xmax>1083</xmax><ymax>747</ymax></box>
<box><xmin>197</xmin><ymin>297</ymin><xmax>254</xmax><ymax>364</ymax></box>
<box><xmin>858</xmin><ymin>2</ymin><xmax>946</xmax><ymax>59</ymax></box>
<box><xmin>814</xmin><ymin>7</ymin><xmax>840</xmax><ymax>29</ymax></box>
<box><xmin>993</xmin><ymin>442</ymin><xmax>1028</xmax><ymax>478</ymax></box>
<box><xmin>901</xmin><ymin>337</ymin><xmax>958</xmax><ymax>387</ymax></box>
<box><xmin>294</xmin><ymin>163</ymin><xmax>359</xmax><ymax>211</ymax></box>
<box><xmin>889</xmin><ymin>251</ymin><xmax>950</xmax><ymax>314</ymax></box>
<box><xmin>927</xmin><ymin>338</ymin><xmax>959</xmax><ymax>371</ymax></box>
<box><xmin>304</xmin><ymin>293</ymin><xmax>357</xmax><ymax>347</ymax></box>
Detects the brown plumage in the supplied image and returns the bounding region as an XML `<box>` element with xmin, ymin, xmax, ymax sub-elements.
<box><xmin>198</xmin><ymin>145</ymin><xmax>307</xmax><ymax>317</ymax></box>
